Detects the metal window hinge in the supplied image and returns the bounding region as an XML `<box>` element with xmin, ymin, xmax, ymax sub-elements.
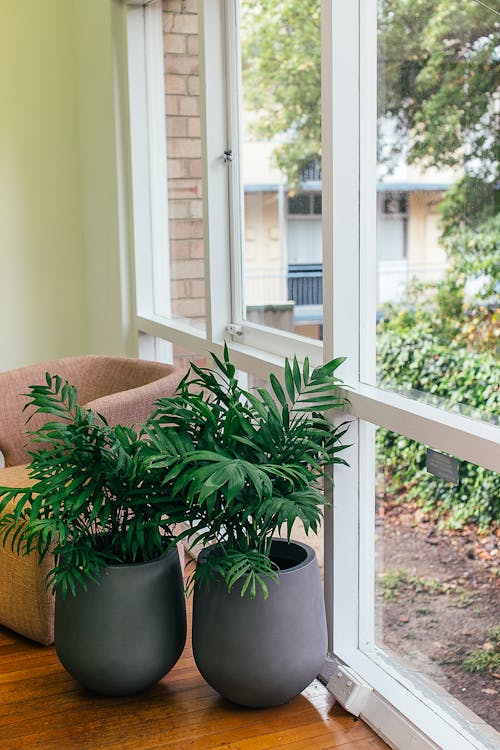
<box><xmin>324</xmin><ymin>658</ymin><xmax>373</xmax><ymax>717</ymax></box>
<box><xmin>225</xmin><ymin>323</ymin><xmax>243</xmax><ymax>338</ymax></box>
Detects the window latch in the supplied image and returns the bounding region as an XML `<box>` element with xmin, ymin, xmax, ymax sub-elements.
<box><xmin>223</xmin><ymin>149</ymin><xmax>233</xmax><ymax>164</ymax></box>
<box><xmin>225</xmin><ymin>323</ymin><xmax>243</xmax><ymax>337</ymax></box>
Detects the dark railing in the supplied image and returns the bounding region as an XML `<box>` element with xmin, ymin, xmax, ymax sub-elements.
<box><xmin>287</xmin><ymin>264</ymin><xmax>323</xmax><ymax>306</ymax></box>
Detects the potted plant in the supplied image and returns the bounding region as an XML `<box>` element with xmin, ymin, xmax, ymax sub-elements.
<box><xmin>143</xmin><ymin>345</ymin><xmax>350</xmax><ymax>707</ymax></box>
<box><xmin>0</xmin><ymin>374</ymin><xmax>187</xmax><ymax>696</ymax></box>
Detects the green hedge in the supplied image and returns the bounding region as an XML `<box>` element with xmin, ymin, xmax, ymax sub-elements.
<box><xmin>377</xmin><ymin>317</ymin><xmax>500</xmax><ymax>530</ymax></box>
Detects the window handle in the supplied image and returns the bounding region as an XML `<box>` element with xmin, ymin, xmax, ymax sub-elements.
<box><xmin>223</xmin><ymin>149</ymin><xmax>233</xmax><ymax>163</ymax></box>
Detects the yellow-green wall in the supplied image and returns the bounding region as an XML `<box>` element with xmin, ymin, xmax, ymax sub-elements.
<box><xmin>0</xmin><ymin>0</ymin><xmax>134</xmax><ymax>372</ymax></box>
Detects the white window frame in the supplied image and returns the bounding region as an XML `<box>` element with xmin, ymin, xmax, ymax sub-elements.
<box><xmin>124</xmin><ymin>2</ymin><xmax>500</xmax><ymax>748</ymax></box>
<box><xmin>327</xmin><ymin>3</ymin><xmax>500</xmax><ymax>750</ymax></box>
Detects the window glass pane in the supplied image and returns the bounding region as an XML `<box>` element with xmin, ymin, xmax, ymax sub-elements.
<box><xmin>240</xmin><ymin>0</ymin><xmax>323</xmax><ymax>341</ymax></box>
<box><xmin>288</xmin><ymin>193</ymin><xmax>312</xmax><ymax>215</ymax></box>
<box><xmin>375</xmin><ymin>0</ymin><xmax>499</xmax><ymax>422</ymax></box>
<box><xmin>172</xmin><ymin>343</ymin><xmax>209</xmax><ymax>374</ymax></box>
<box><xmin>373</xmin><ymin>427</ymin><xmax>500</xmax><ymax>737</ymax></box>
<box><xmin>162</xmin><ymin>0</ymin><xmax>205</xmax><ymax>331</ymax></box>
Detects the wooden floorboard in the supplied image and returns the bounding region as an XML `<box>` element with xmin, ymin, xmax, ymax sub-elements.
<box><xmin>0</xmin><ymin>601</ymin><xmax>389</xmax><ymax>750</ymax></box>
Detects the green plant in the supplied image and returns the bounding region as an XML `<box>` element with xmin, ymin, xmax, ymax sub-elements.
<box><xmin>0</xmin><ymin>375</ymin><xmax>184</xmax><ymax>597</ymax></box>
<box><xmin>377</xmin><ymin>304</ymin><xmax>500</xmax><ymax>530</ymax></box>
<box><xmin>378</xmin><ymin>568</ymin><xmax>448</xmax><ymax>601</ymax></box>
<box><xmin>143</xmin><ymin>345</ymin><xmax>350</xmax><ymax>598</ymax></box>
<box><xmin>462</xmin><ymin>627</ymin><xmax>500</xmax><ymax>675</ymax></box>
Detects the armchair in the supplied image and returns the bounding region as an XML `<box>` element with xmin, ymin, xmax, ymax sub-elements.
<box><xmin>0</xmin><ymin>355</ymin><xmax>183</xmax><ymax>644</ymax></box>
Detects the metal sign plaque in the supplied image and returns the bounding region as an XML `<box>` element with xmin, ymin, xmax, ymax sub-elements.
<box><xmin>426</xmin><ymin>449</ymin><xmax>460</xmax><ymax>485</ymax></box>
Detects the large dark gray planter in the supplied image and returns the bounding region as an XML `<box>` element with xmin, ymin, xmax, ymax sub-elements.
<box><xmin>55</xmin><ymin>547</ymin><xmax>186</xmax><ymax>696</ymax></box>
<box><xmin>192</xmin><ymin>538</ymin><xmax>327</xmax><ymax>708</ymax></box>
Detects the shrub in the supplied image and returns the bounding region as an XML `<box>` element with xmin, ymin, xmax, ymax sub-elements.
<box><xmin>377</xmin><ymin>313</ymin><xmax>500</xmax><ymax>530</ymax></box>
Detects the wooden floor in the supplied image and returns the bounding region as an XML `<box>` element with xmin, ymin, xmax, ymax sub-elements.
<box><xmin>0</xmin><ymin>601</ymin><xmax>389</xmax><ymax>750</ymax></box>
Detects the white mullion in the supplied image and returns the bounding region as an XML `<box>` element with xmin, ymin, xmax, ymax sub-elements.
<box><xmin>233</xmin><ymin>322</ymin><xmax>323</xmax><ymax>367</ymax></box>
<box><xmin>199</xmin><ymin>0</ymin><xmax>232</xmax><ymax>346</ymax></box>
<box><xmin>143</xmin><ymin>0</ymin><xmax>171</xmax><ymax>320</ymax></box>
<box><xmin>137</xmin><ymin>313</ymin><xmax>292</xmax><ymax>380</ymax></box>
<box><xmin>358</xmin><ymin>420</ymin><xmax>376</xmax><ymax>651</ymax></box>
<box><xmin>359</xmin><ymin>0</ymin><xmax>377</xmax><ymax>384</ymax></box>
<box><xmin>320</xmin><ymin>0</ymin><xmax>334</xmax><ymax>365</ymax></box>
<box><xmin>126</xmin><ymin>5</ymin><xmax>154</xmax><ymax>319</ymax></box>
<box><xmin>224</xmin><ymin>0</ymin><xmax>245</xmax><ymax>326</ymax></box>
<box><xmin>329</xmin><ymin>0</ymin><xmax>360</xmax><ymax>381</ymax></box>
<box><xmin>328</xmin><ymin>0</ymin><xmax>361</xmax><ymax>658</ymax></box>
<box><xmin>349</xmin><ymin>385</ymin><xmax>500</xmax><ymax>473</ymax></box>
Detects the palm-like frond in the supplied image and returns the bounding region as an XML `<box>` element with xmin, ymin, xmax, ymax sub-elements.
<box><xmin>0</xmin><ymin>374</ymin><xmax>185</xmax><ymax>596</ymax></box>
<box><xmin>145</xmin><ymin>344</ymin><xmax>350</xmax><ymax>597</ymax></box>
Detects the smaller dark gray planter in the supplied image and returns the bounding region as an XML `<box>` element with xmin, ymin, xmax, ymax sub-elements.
<box><xmin>192</xmin><ymin>538</ymin><xmax>327</xmax><ymax>708</ymax></box>
<box><xmin>55</xmin><ymin>547</ymin><xmax>186</xmax><ymax>696</ymax></box>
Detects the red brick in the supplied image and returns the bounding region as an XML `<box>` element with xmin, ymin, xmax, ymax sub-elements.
<box><xmin>165</xmin><ymin>73</ymin><xmax>187</xmax><ymax>95</ymax></box>
<box><xmin>172</xmin><ymin>14</ymin><xmax>198</xmax><ymax>35</ymax></box>
<box><xmin>169</xmin><ymin>239</ymin><xmax>190</xmax><ymax>259</ymax></box>
<box><xmin>187</xmin><ymin>117</ymin><xmax>201</xmax><ymax>138</ymax></box>
<box><xmin>178</xmin><ymin>96</ymin><xmax>199</xmax><ymax>117</ymax></box>
<box><xmin>187</xmin><ymin>75</ymin><xmax>200</xmax><ymax>96</ymax></box>
<box><xmin>170</xmin><ymin>258</ymin><xmax>205</xmax><ymax>279</ymax></box>
<box><xmin>164</xmin><ymin>0</ymin><xmax>182</xmax><ymax>13</ymax></box>
<box><xmin>169</xmin><ymin>219</ymin><xmax>204</xmax><ymax>240</ymax></box>
<box><xmin>187</xmin><ymin>35</ymin><xmax>199</xmax><ymax>55</ymax></box>
<box><xmin>188</xmin><ymin>159</ymin><xmax>202</xmax><ymax>178</ymax></box>
<box><xmin>164</xmin><ymin>33</ymin><xmax>186</xmax><ymax>54</ymax></box>
<box><xmin>166</xmin><ymin>117</ymin><xmax>189</xmax><ymax>137</ymax></box>
<box><xmin>165</xmin><ymin>95</ymin><xmax>181</xmax><ymax>115</ymax></box>
<box><xmin>167</xmin><ymin>137</ymin><xmax>201</xmax><ymax>159</ymax></box>
<box><xmin>190</xmin><ymin>279</ymin><xmax>206</xmax><ymax>297</ymax></box>
<box><xmin>170</xmin><ymin>279</ymin><xmax>189</xmax><ymax>299</ymax></box>
<box><xmin>162</xmin><ymin>13</ymin><xmax>174</xmax><ymax>34</ymax></box>
<box><xmin>167</xmin><ymin>158</ymin><xmax>189</xmax><ymax>178</ymax></box>
<box><xmin>190</xmin><ymin>199</ymin><xmax>203</xmax><ymax>219</ymax></box>
<box><xmin>190</xmin><ymin>239</ymin><xmax>204</xmax><ymax>258</ymax></box>
<box><xmin>182</xmin><ymin>0</ymin><xmax>199</xmax><ymax>14</ymax></box>
<box><xmin>165</xmin><ymin>54</ymin><xmax>199</xmax><ymax>76</ymax></box>
<box><xmin>168</xmin><ymin>179</ymin><xmax>200</xmax><ymax>199</ymax></box>
<box><xmin>174</xmin><ymin>297</ymin><xmax>206</xmax><ymax>318</ymax></box>
<box><xmin>168</xmin><ymin>201</ymin><xmax>190</xmax><ymax>219</ymax></box>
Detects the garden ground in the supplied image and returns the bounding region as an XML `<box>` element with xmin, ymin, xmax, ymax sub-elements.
<box><xmin>293</xmin><ymin>501</ymin><xmax>499</xmax><ymax>732</ymax></box>
<box><xmin>375</xmin><ymin>498</ymin><xmax>499</xmax><ymax>731</ymax></box>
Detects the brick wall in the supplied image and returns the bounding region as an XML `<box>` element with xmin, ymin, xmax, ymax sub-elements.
<box><xmin>163</xmin><ymin>0</ymin><xmax>205</xmax><ymax>325</ymax></box>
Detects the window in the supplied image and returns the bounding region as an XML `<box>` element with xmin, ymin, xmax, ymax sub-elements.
<box><xmin>238</xmin><ymin>0</ymin><xmax>324</xmax><ymax>344</ymax></box>
<box><xmin>125</xmin><ymin>2</ymin><xmax>500</xmax><ymax>748</ymax></box>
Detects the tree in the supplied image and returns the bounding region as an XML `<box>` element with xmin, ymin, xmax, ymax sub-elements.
<box><xmin>242</xmin><ymin>0</ymin><xmax>499</xmax><ymax>193</ymax></box>
<box><xmin>378</xmin><ymin>0</ymin><xmax>499</xmax><ymax>180</ymax></box>
<box><xmin>241</xmin><ymin>0</ymin><xmax>321</xmax><ymax>186</ymax></box>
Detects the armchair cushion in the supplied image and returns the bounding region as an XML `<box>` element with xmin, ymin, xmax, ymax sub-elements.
<box><xmin>0</xmin><ymin>465</ymin><xmax>55</xmax><ymax>645</ymax></box>
<box><xmin>0</xmin><ymin>355</ymin><xmax>182</xmax><ymax>467</ymax></box>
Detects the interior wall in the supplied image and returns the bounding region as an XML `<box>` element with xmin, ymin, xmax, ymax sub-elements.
<box><xmin>0</xmin><ymin>0</ymin><xmax>88</xmax><ymax>371</ymax></box>
<box><xmin>0</xmin><ymin>0</ymin><xmax>136</xmax><ymax>373</ymax></box>
<box><xmin>73</xmin><ymin>0</ymin><xmax>137</xmax><ymax>361</ymax></box>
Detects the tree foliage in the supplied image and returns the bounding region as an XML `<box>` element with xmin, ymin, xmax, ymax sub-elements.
<box><xmin>379</xmin><ymin>0</ymin><xmax>499</xmax><ymax>178</ymax></box>
<box><xmin>241</xmin><ymin>0</ymin><xmax>321</xmax><ymax>185</ymax></box>
<box><xmin>242</xmin><ymin>0</ymin><xmax>499</xmax><ymax>186</ymax></box>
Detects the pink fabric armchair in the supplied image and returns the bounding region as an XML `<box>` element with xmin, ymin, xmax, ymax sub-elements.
<box><xmin>0</xmin><ymin>355</ymin><xmax>183</xmax><ymax>644</ymax></box>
